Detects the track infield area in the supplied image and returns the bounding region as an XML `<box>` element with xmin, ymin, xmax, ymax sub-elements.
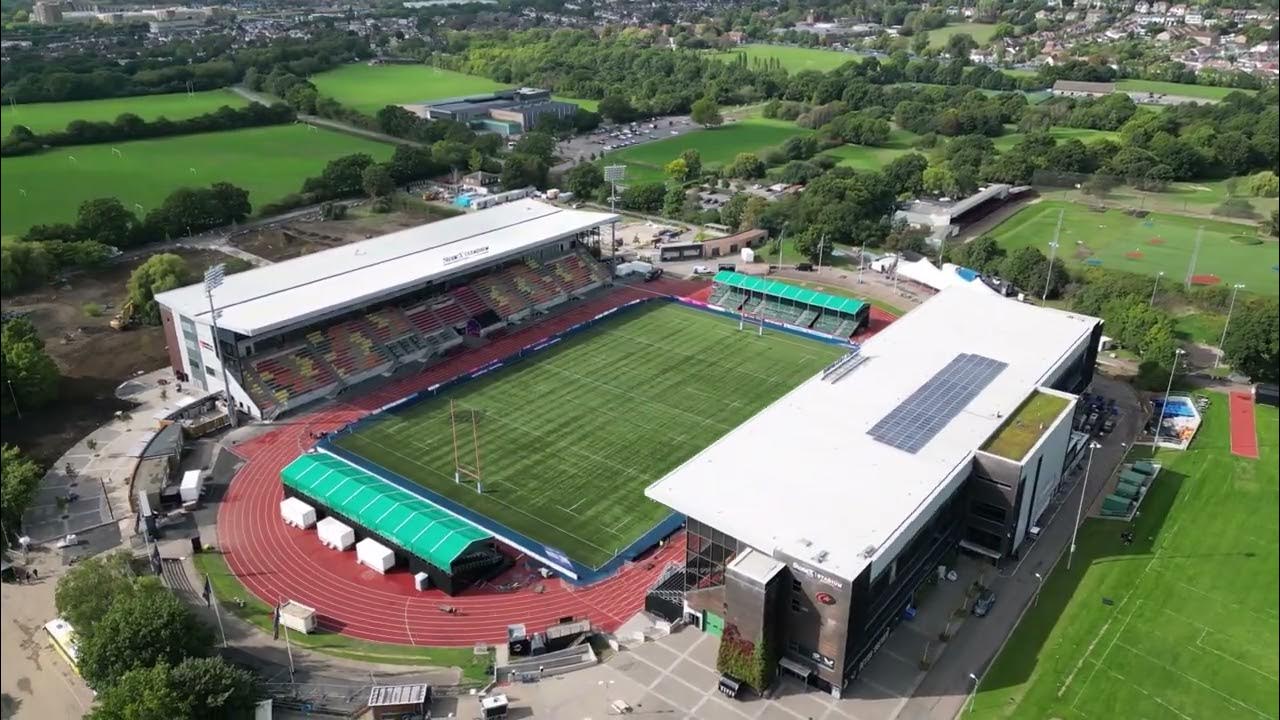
<box><xmin>334</xmin><ymin>302</ymin><xmax>841</xmax><ymax>570</ymax></box>
<box><xmin>972</xmin><ymin>397</ymin><xmax>1279</xmax><ymax>720</ymax></box>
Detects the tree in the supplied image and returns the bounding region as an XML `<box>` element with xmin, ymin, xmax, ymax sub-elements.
<box><xmin>911</xmin><ymin>32</ymin><xmax>930</xmax><ymax>55</ymax></box>
<box><xmin>431</xmin><ymin>141</ymin><xmax>470</xmax><ymax>174</ymax></box>
<box><xmin>126</xmin><ymin>254</ymin><xmax>189</xmax><ymax>326</ymax></box>
<box><xmin>922</xmin><ymin>164</ymin><xmax>960</xmax><ymax>197</ymax></box>
<box><xmin>619</xmin><ymin>182</ymin><xmax>666</xmax><ymax>213</ymax></box>
<box><xmin>75</xmin><ymin>198</ymin><xmax>137</xmax><ymax>248</ymax></box>
<box><xmin>565</xmin><ymin>163</ymin><xmax>604</xmax><ymax>200</ymax></box>
<box><xmin>170</xmin><ymin>657</ymin><xmax>262</xmax><ymax>720</ymax></box>
<box><xmin>320</xmin><ymin>153</ymin><xmax>376</xmax><ymax>197</ymax></box>
<box><xmin>1000</xmin><ymin>246</ymin><xmax>1066</xmax><ymax>298</ymax></box>
<box><xmin>387</xmin><ymin>145</ymin><xmax>438</xmax><ymax>184</ymax></box>
<box><xmin>738</xmin><ymin>195</ymin><xmax>770</xmax><ymax>231</ymax></box>
<box><xmin>945</xmin><ymin>32</ymin><xmax>979</xmax><ymax>60</ymax></box>
<box><xmin>883</xmin><ymin>153</ymin><xmax>929</xmax><ymax>197</ymax></box>
<box><xmin>726</xmin><ymin>153</ymin><xmax>766</xmax><ymax>179</ymax></box>
<box><xmin>1265</xmin><ymin>210</ymin><xmax>1279</xmax><ymax>238</ymax></box>
<box><xmin>792</xmin><ymin>228</ymin><xmax>833</xmax><ymax>263</ymax></box>
<box><xmin>664</xmin><ymin>157</ymin><xmax>690</xmax><ymax>183</ymax></box>
<box><xmin>54</xmin><ymin>551</ymin><xmax>138</xmax><ymax>631</ymax></box>
<box><xmin>375</xmin><ymin>105</ymin><xmax>420</xmax><ymax>138</ymax></box>
<box><xmin>690</xmin><ymin>97</ymin><xmax>723</xmax><ymax>128</ymax></box>
<box><xmin>87</xmin><ymin>663</ymin><xmax>188</xmax><ymax>720</ymax></box>
<box><xmin>361</xmin><ymin>163</ymin><xmax>396</xmax><ymax>198</ymax></box>
<box><xmin>678</xmin><ymin>149</ymin><xmax>704</xmax><ymax>180</ymax></box>
<box><xmin>597</xmin><ymin>94</ymin><xmax>636</xmax><ymax>124</ymax></box>
<box><xmin>1082</xmin><ymin>173</ymin><xmax>1119</xmax><ymax>198</ymax></box>
<box><xmin>949</xmin><ymin>235</ymin><xmax>1006</xmax><ymax>274</ymax></box>
<box><xmin>1</xmin><ymin>317</ymin><xmax>59</xmax><ymax>414</ymax></box>
<box><xmin>0</xmin><ymin>445</ymin><xmax>42</xmax><ymax>534</ymax></box>
<box><xmin>78</xmin><ymin>582</ymin><xmax>213</xmax><ymax>689</ymax></box>
<box><xmin>662</xmin><ymin>184</ymin><xmax>687</xmax><ymax>218</ymax></box>
<box><xmin>499</xmin><ymin>154</ymin><xmax>548</xmax><ymax>190</ymax></box>
<box><xmin>1247</xmin><ymin>171</ymin><xmax>1279</xmax><ymax>198</ymax></box>
<box><xmin>513</xmin><ymin>132</ymin><xmax>556</xmax><ymax>163</ymax></box>
<box><xmin>210</xmin><ymin>183</ymin><xmax>251</xmax><ymax>224</ymax></box>
<box><xmin>1222</xmin><ymin>298</ymin><xmax>1279</xmax><ymax>383</ymax></box>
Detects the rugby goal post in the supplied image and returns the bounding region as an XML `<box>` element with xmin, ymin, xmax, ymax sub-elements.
<box><xmin>450</xmin><ymin>400</ymin><xmax>484</xmax><ymax>494</ymax></box>
<box><xmin>739</xmin><ymin>309</ymin><xmax>764</xmax><ymax>337</ymax></box>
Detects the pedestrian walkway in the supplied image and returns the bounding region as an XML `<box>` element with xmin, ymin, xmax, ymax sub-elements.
<box><xmin>1228</xmin><ymin>390</ymin><xmax>1259</xmax><ymax>458</ymax></box>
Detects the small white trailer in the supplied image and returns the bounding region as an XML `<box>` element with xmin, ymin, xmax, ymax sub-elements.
<box><xmin>356</xmin><ymin>538</ymin><xmax>395</xmax><ymax>573</ymax></box>
<box><xmin>316</xmin><ymin>517</ymin><xmax>355</xmax><ymax>551</ymax></box>
<box><xmin>179</xmin><ymin>470</ymin><xmax>203</xmax><ymax>506</ymax></box>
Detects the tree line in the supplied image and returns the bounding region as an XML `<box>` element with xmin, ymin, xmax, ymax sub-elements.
<box><xmin>2</xmin><ymin>102</ymin><xmax>295</xmax><ymax>157</ymax></box>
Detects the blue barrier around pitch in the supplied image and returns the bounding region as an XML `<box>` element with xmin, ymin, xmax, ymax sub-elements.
<box><xmin>312</xmin><ymin>295</ymin><xmax>850</xmax><ymax>585</ymax></box>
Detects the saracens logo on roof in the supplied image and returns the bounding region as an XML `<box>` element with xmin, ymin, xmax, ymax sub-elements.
<box><xmin>443</xmin><ymin>246</ymin><xmax>490</xmax><ymax>266</ymax></box>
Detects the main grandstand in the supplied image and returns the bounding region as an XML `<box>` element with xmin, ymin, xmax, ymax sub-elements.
<box><xmin>645</xmin><ymin>285</ymin><xmax>1103</xmax><ymax>698</ymax></box>
<box><xmin>155</xmin><ymin>199</ymin><xmax>616</xmax><ymax>420</ymax></box>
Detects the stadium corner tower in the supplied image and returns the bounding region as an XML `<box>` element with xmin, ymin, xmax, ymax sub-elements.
<box><xmin>646</xmin><ymin>285</ymin><xmax>1103</xmax><ymax>698</ymax></box>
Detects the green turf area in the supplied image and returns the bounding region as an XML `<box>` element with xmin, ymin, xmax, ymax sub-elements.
<box><xmin>991</xmin><ymin>126</ymin><xmax>1118</xmax><ymax>152</ymax></box>
<box><xmin>709</xmin><ymin>43</ymin><xmax>861</xmax><ymax>73</ymax></box>
<box><xmin>971</xmin><ymin>397</ymin><xmax>1278</xmax><ymax>719</ymax></box>
<box><xmin>926</xmin><ymin>22</ymin><xmax>999</xmax><ymax>48</ymax></box>
<box><xmin>1172</xmin><ymin>309</ymin><xmax>1228</xmax><ymax>346</ymax></box>
<box><xmin>192</xmin><ymin>552</ymin><xmax>491</xmax><ymax>680</ymax></box>
<box><xmin>1038</xmin><ymin>177</ymin><xmax>1277</xmax><ymax>217</ymax></box>
<box><xmin>334</xmin><ymin>302</ymin><xmax>841</xmax><ymax>569</ymax></box>
<box><xmin>1117</xmin><ymin>79</ymin><xmax>1257</xmax><ymax>101</ymax></box>
<box><xmin>823</xmin><ymin>128</ymin><xmax>923</xmax><ymax>170</ymax></box>
<box><xmin>981</xmin><ymin>391</ymin><xmax>1070</xmax><ymax>460</ymax></box>
<box><xmin>310</xmin><ymin>64</ymin><xmax>507</xmax><ymax>113</ymax></box>
<box><xmin>1</xmin><ymin>90</ymin><xmax>247</xmax><ymax>135</ymax></box>
<box><xmin>985</xmin><ymin>201</ymin><xmax>1278</xmax><ymax>295</ymax></box>
<box><xmin>606</xmin><ymin>117</ymin><xmax>810</xmax><ymax>185</ymax></box>
<box><xmin>0</xmin><ymin>125</ymin><xmax>393</xmax><ymax>236</ymax></box>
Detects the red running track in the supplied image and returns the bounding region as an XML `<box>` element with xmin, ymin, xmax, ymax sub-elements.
<box><xmin>218</xmin><ymin>281</ymin><xmax>704</xmax><ymax>646</ymax></box>
<box><xmin>1229</xmin><ymin>391</ymin><xmax>1259</xmax><ymax>459</ymax></box>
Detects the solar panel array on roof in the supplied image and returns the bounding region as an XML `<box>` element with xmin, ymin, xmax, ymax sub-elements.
<box><xmin>868</xmin><ymin>353</ymin><xmax>1008</xmax><ymax>454</ymax></box>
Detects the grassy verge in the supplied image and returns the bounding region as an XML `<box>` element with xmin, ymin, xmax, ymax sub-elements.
<box><xmin>192</xmin><ymin>552</ymin><xmax>492</xmax><ymax>683</ymax></box>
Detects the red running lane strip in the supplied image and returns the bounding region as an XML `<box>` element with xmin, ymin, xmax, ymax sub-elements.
<box><xmin>218</xmin><ymin>284</ymin><xmax>699</xmax><ymax>646</ymax></box>
<box><xmin>1229</xmin><ymin>391</ymin><xmax>1259</xmax><ymax>459</ymax></box>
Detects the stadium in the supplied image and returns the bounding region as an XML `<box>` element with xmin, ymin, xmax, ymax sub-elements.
<box><xmin>163</xmin><ymin>199</ymin><xmax>1102</xmax><ymax>695</ymax></box>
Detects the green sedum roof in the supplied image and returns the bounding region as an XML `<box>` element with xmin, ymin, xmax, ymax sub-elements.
<box><xmin>712</xmin><ymin>270</ymin><xmax>868</xmax><ymax>315</ymax></box>
<box><xmin>281</xmin><ymin>453</ymin><xmax>490</xmax><ymax>570</ymax></box>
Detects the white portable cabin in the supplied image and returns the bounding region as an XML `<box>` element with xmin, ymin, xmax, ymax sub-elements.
<box><xmin>316</xmin><ymin>517</ymin><xmax>355</xmax><ymax>551</ymax></box>
<box><xmin>280</xmin><ymin>498</ymin><xmax>316</xmax><ymax>529</ymax></box>
<box><xmin>278</xmin><ymin>600</ymin><xmax>317</xmax><ymax>634</ymax></box>
<box><xmin>740</xmin><ymin>247</ymin><xmax>755</xmax><ymax>263</ymax></box>
<box><xmin>179</xmin><ymin>470</ymin><xmax>203</xmax><ymax>505</ymax></box>
<box><xmin>356</xmin><ymin>538</ymin><xmax>395</xmax><ymax>573</ymax></box>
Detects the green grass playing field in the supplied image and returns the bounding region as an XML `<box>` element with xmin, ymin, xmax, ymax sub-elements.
<box><xmin>1116</xmin><ymin>79</ymin><xmax>1257</xmax><ymax>101</ymax></box>
<box><xmin>334</xmin><ymin>302</ymin><xmax>843</xmax><ymax>569</ymax></box>
<box><xmin>709</xmin><ymin>43</ymin><xmax>861</xmax><ymax>73</ymax></box>
<box><xmin>606</xmin><ymin>116</ymin><xmax>810</xmax><ymax>185</ymax></box>
<box><xmin>971</xmin><ymin>397</ymin><xmax>1278</xmax><ymax>720</ymax></box>
<box><xmin>0</xmin><ymin>125</ymin><xmax>393</xmax><ymax>236</ymax></box>
<box><xmin>1</xmin><ymin>90</ymin><xmax>247</xmax><ymax>135</ymax></box>
<box><xmin>822</xmin><ymin>128</ymin><xmax>923</xmax><ymax>170</ymax></box>
<box><xmin>985</xmin><ymin>201</ymin><xmax>1278</xmax><ymax>295</ymax></box>
<box><xmin>991</xmin><ymin>127</ymin><xmax>1118</xmax><ymax>152</ymax></box>
<box><xmin>307</xmin><ymin>63</ymin><xmax>599</xmax><ymax>114</ymax></box>
<box><xmin>927</xmin><ymin>22</ymin><xmax>999</xmax><ymax>48</ymax></box>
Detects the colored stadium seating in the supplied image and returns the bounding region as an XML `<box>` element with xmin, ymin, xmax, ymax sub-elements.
<box><xmin>707</xmin><ymin>284</ymin><xmax>732</xmax><ymax>307</ymax></box>
<box><xmin>504</xmin><ymin>262</ymin><xmax>564</xmax><ymax>307</ymax></box>
<box><xmin>797</xmin><ymin>309</ymin><xmax>819</xmax><ymax>327</ymax></box>
<box><xmin>471</xmin><ymin>274</ymin><xmax>529</xmax><ymax>320</ymax></box>
<box><xmin>546</xmin><ymin>252</ymin><xmax>607</xmax><ymax>295</ymax></box>
<box><xmin>243</xmin><ymin>346</ymin><xmax>340</xmax><ymax>414</ymax></box>
<box><xmin>450</xmin><ymin>285</ymin><xmax>492</xmax><ymax>317</ymax></box>
<box><xmin>306</xmin><ymin>319</ymin><xmax>393</xmax><ymax>381</ymax></box>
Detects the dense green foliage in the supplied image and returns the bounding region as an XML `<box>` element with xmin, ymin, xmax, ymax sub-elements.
<box><xmin>0</xmin><ymin>317</ymin><xmax>59</xmax><ymax>414</ymax></box>
<box><xmin>0</xmin><ymin>444</ymin><xmax>42</xmax><ymax>536</ymax></box>
<box><xmin>54</xmin><ymin>552</ymin><xmax>139</xmax><ymax>630</ymax></box>
<box><xmin>126</xmin><ymin>253</ymin><xmax>190</xmax><ymax>326</ymax></box>
<box><xmin>87</xmin><ymin>658</ymin><xmax>262</xmax><ymax>720</ymax></box>
<box><xmin>77</xmin><ymin>582</ymin><xmax>214</xmax><ymax>688</ymax></box>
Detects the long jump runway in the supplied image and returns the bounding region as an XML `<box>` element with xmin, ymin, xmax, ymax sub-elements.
<box><xmin>218</xmin><ymin>280</ymin><xmax>700</xmax><ymax>645</ymax></box>
<box><xmin>1229</xmin><ymin>390</ymin><xmax>1259</xmax><ymax>459</ymax></box>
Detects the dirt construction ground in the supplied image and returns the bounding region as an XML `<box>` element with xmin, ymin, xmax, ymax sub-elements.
<box><xmin>0</xmin><ymin>248</ymin><xmax>240</xmax><ymax>465</ymax></box>
<box><xmin>230</xmin><ymin>205</ymin><xmax>457</xmax><ymax>262</ymax></box>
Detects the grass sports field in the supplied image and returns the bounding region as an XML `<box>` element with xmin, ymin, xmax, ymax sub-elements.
<box><xmin>985</xmin><ymin>201</ymin><xmax>1278</xmax><ymax>295</ymax></box>
<box><xmin>992</xmin><ymin>127</ymin><xmax>1118</xmax><ymax>152</ymax></box>
<box><xmin>308</xmin><ymin>63</ymin><xmax>598</xmax><ymax>113</ymax></box>
<box><xmin>606</xmin><ymin>116</ymin><xmax>810</xmax><ymax>185</ymax></box>
<box><xmin>823</xmin><ymin>128</ymin><xmax>922</xmax><ymax>170</ymax></box>
<box><xmin>1</xmin><ymin>90</ymin><xmax>246</xmax><ymax>135</ymax></box>
<box><xmin>0</xmin><ymin>124</ymin><xmax>392</xmax><ymax>236</ymax></box>
<box><xmin>1117</xmin><ymin>79</ymin><xmax>1257</xmax><ymax>101</ymax></box>
<box><xmin>334</xmin><ymin>302</ymin><xmax>842</xmax><ymax>569</ymax></box>
<box><xmin>927</xmin><ymin>22</ymin><xmax>999</xmax><ymax>48</ymax></box>
<box><xmin>971</xmin><ymin>397</ymin><xmax>1278</xmax><ymax>720</ymax></box>
<box><xmin>709</xmin><ymin>43</ymin><xmax>860</xmax><ymax>73</ymax></box>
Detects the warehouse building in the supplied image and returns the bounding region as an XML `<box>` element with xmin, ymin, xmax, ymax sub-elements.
<box><xmin>645</xmin><ymin>285</ymin><xmax>1102</xmax><ymax>697</ymax></box>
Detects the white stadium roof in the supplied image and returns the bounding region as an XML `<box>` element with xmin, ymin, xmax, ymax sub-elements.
<box><xmin>156</xmin><ymin>199</ymin><xmax>617</xmax><ymax>336</ymax></box>
<box><xmin>645</xmin><ymin>286</ymin><xmax>1099</xmax><ymax>583</ymax></box>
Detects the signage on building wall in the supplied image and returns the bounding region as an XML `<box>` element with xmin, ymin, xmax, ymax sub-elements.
<box><xmin>791</xmin><ymin>562</ymin><xmax>845</xmax><ymax>590</ymax></box>
<box><xmin>199</xmin><ymin>340</ymin><xmax>214</xmax><ymax>351</ymax></box>
<box><xmin>443</xmin><ymin>246</ymin><xmax>490</xmax><ymax>266</ymax></box>
<box><xmin>808</xmin><ymin>649</ymin><xmax>836</xmax><ymax>670</ymax></box>
<box><xmin>816</xmin><ymin>592</ymin><xmax>836</xmax><ymax>606</ymax></box>
<box><xmin>854</xmin><ymin>626</ymin><xmax>892</xmax><ymax>679</ymax></box>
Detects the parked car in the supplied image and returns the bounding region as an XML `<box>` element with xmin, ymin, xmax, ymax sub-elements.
<box><xmin>972</xmin><ymin>590</ymin><xmax>997</xmax><ymax>617</ymax></box>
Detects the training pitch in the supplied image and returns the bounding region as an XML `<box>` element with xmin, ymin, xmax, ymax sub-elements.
<box><xmin>606</xmin><ymin>117</ymin><xmax>810</xmax><ymax>185</ymax></box>
<box><xmin>986</xmin><ymin>201</ymin><xmax>1278</xmax><ymax>295</ymax></box>
<box><xmin>709</xmin><ymin>43</ymin><xmax>861</xmax><ymax>73</ymax></box>
<box><xmin>1</xmin><ymin>124</ymin><xmax>392</xmax><ymax>237</ymax></box>
<box><xmin>334</xmin><ymin>302</ymin><xmax>843</xmax><ymax>569</ymax></box>
<box><xmin>308</xmin><ymin>63</ymin><xmax>597</xmax><ymax>114</ymax></box>
<box><xmin>972</xmin><ymin>397</ymin><xmax>1278</xmax><ymax>719</ymax></box>
<box><xmin>1</xmin><ymin>90</ymin><xmax>247</xmax><ymax>135</ymax></box>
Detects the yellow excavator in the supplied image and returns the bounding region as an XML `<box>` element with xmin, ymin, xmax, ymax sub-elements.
<box><xmin>110</xmin><ymin>300</ymin><xmax>136</xmax><ymax>331</ymax></box>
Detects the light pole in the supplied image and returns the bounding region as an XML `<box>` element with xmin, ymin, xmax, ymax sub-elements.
<box><xmin>967</xmin><ymin>672</ymin><xmax>979</xmax><ymax>714</ymax></box>
<box><xmin>1069</xmin><ymin>441</ymin><xmax>1103</xmax><ymax>571</ymax></box>
<box><xmin>857</xmin><ymin>244</ymin><xmax>865</xmax><ymax>284</ymax></box>
<box><xmin>1152</xmin><ymin>348</ymin><xmax>1186</xmax><ymax>449</ymax></box>
<box><xmin>1042</xmin><ymin>240</ymin><xmax>1059</xmax><ymax>302</ymax></box>
<box><xmin>1149</xmin><ymin>271</ymin><xmax>1164</xmax><ymax>307</ymax></box>
<box><xmin>1215</xmin><ymin>283</ymin><xmax>1245</xmax><ymax>369</ymax></box>
<box><xmin>1032</xmin><ymin>571</ymin><xmax>1043</xmax><ymax>607</ymax></box>
<box><xmin>5</xmin><ymin>379</ymin><xmax>20</xmax><ymax>419</ymax></box>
